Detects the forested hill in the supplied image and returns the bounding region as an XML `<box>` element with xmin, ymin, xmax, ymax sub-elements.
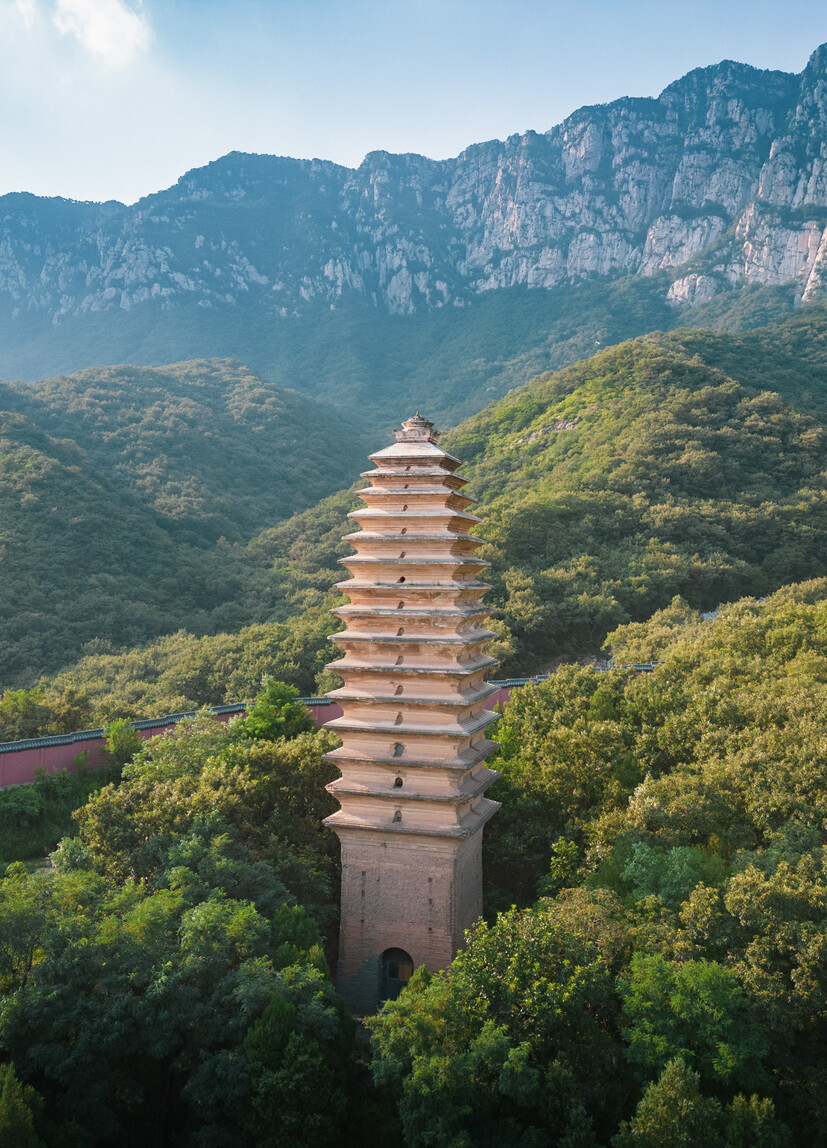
<box><xmin>0</xmin><ymin>410</ymin><xmax>239</xmax><ymax>686</ymax></box>
<box><xmin>0</xmin><ymin>358</ymin><xmax>369</xmax><ymax>544</ymax></box>
<box><xmin>445</xmin><ymin>308</ymin><xmax>827</xmax><ymax>668</ymax></box>
<box><xmin>0</xmin><ymin>360</ymin><xmax>368</xmax><ymax>686</ymax></box>
<box><xmin>30</xmin><ymin>307</ymin><xmax>827</xmax><ymax>722</ymax></box>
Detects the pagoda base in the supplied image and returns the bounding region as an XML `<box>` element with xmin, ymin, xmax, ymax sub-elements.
<box><xmin>332</xmin><ymin>823</ymin><xmax>486</xmax><ymax>1015</ymax></box>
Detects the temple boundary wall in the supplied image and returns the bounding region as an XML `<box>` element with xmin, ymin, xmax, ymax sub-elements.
<box><xmin>0</xmin><ymin>667</ymin><xmax>657</xmax><ymax>788</ymax></box>
<box><xmin>0</xmin><ymin>679</ymin><xmax>541</xmax><ymax>788</ymax></box>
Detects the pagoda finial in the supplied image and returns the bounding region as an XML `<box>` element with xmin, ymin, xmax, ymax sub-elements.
<box><xmin>394</xmin><ymin>412</ymin><xmax>439</xmax><ymax>444</ymax></box>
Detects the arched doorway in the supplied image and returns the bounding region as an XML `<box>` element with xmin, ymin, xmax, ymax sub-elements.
<box><xmin>380</xmin><ymin>947</ymin><xmax>414</xmax><ymax>1002</ymax></box>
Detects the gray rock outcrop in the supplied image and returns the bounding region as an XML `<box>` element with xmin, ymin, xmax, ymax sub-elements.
<box><xmin>2</xmin><ymin>45</ymin><xmax>826</xmax><ymax>322</ymax></box>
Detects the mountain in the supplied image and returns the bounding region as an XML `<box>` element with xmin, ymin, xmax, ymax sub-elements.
<box><xmin>0</xmin><ymin>359</ymin><xmax>369</xmax><ymax>543</ymax></box>
<box><xmin>0</xmin><ymin>410</ymin><xmax>240</xmax><ymax>685</ymax></box>
<box><xmin>39</xmin><ymin>308</ymin><xmax>827</xmax><ymax>717</ymax></box>
<box><xmin>0</xmin><ymin>359</ymin><xmax>371</xmax><ymax>686</ymax></box>
<box><xmin>447</xmin><ymin>313</ymin><xmax>827</xmax><ymax>669</ymax></box>
<box><xmin>0</xmin><ymin>46</ymin><xmax>825</xmax><ymax>414</ymax></box>
<box><xmin>1</xmin><ymin>274</ymin><xmax>800</xmax><ymax>431</ymax></box>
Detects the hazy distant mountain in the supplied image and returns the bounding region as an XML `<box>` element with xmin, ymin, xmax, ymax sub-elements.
<box><xmin>0</xmin><ymin>45</ymin><xmax>825</xmax><ymax>398</ymax></box>
<box><xmin>2</xmin><ymin>46</ymin><xmax>826</xmax><ymax>321</ymax></box>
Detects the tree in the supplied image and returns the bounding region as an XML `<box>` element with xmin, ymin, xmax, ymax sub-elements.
<box><xmin>0</xmin><ymin>833</ymin><xmax>341</xmax><ymax>1143</ymax></box>
<box><xmin>102</xmin><ymin>717</ymin><xmax>144</xmax><ymax>772</ymax></box>
<box><xmin>369</xmin><ymin>894</ymin><xmax>629</xmax><ymax>1145</ymax></box>
<box><xmin>612</xmin><ymin>1059</ymin><xmax>722</xmax><ymax>1147</ymax></box>
<box><xmin>613</xmin><ymin>1060</ymin><xmax>789</xmax><ymax>1148</ymax></box>
<box><xmin>0</xmin><ymin>1063</ymin><xmax>43</xmax><ymax>1148</ymax></box>
<box><xmin>619</xmin><ymin>954</ymin><xmax>770</xmax><ymax>1094</ymax></box>
<box><xmin>0</xmin><ymin>686</ymin><xmax>92</xmax><ymax>743</ymax></box>
<box><xmin>231</xmin><ymin>677</ymin><xmax>315</xmax><ymax>743</ymax></box>
<box><xmin>244</xmin><ymin>969</ymin><xmax>353</xmax><ymax>1147</ymax></box>
<box><xmin>71</xmin><ymin>716</ymin><xmax>338</xmax><ymax>920</ymax></box>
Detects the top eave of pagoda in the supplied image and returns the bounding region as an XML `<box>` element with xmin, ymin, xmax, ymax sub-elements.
<box><xmin>369</xmin><ymin>412</ymin><xmax>461</xmax><ymax>466</ymax></box>
<box><xmin>369</xmin><ymin>440</ymin><xmax>461</xmax><ymax>466</ymax></box>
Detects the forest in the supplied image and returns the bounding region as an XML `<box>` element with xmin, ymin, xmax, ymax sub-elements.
<box><xmin>2</xmin><ymin>582</ymin><xmax>825</xmax><ymax>1144</ymax></box>
<box><xmin>0</xmin><ymin>360</ymin><xmax>367</xmax><ymax>686</ymax></box>
<box><xmin>1</xmin><ymin>305</ymin><xmax>826</xmax><ymax>1145</ymax></box>
<box><xmin>4</xmin><ymin>307</ymin><xmax>825</xmax><ymax>732</ymax></box>
<box><xmin>3</xmin><ymin>15</ymin><xmax>827</xmax><ymax>1146</ymax></box>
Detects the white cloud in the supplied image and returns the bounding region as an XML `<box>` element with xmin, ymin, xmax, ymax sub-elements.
<box><xmin>52</xmin><ymin>0</ymin><xmax>151</xmax><ymax>67</ymax></box>
<box><xmin>13</xmin><ymin>0</ymin><xmax>39</xmax><ymax>30</ymax></box>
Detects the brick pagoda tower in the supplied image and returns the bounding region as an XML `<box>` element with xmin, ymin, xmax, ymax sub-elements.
<box><xmin>323</xmin><ymin>413</ymin><xmax>500</xmax><ymax>1014</ymax></box>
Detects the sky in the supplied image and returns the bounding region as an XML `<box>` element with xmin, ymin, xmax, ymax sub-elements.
<box><xmin>0</xmin><ymin>0</ymin><xmax>825</xmax><ymax>205</ymax></box>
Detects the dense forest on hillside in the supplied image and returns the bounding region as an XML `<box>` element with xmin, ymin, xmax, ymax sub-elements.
<box><xmin>0</xmin><ymin>359</ymin><xmax>368</xmax><ymax>543</ymax></box>
<box><xmin>3</xmin><ymin>581</ymin><xmax>826</xmax><ymax>1144</ymax></box>
<box><xmin>18</xmin><ymin>307</ymin><xmax>825</xmax><ymax>726</ymax></box>
<box><xmin>0</xmin><ymin>309</ymin><xmax>825</xmax><ymax>1145</ymax></box>
<box><xmin>370</xmin><ymin>578</ymin><xmax>827</xmax><ymax>1144</ymax></box>
<box><xmin>0</xmin><ymin>301</ymin><xmax>820</xmax><ymax>702</ymax></box>
<box><xmin>0</xmin><ymin>361</ymin><xmax>369</xmax><ymax>688</ymax></box>
<box><xmin>449</xmin><ymin>313</ymin><xmax>827</xmax><ymax>669</ymax></box>
<box><xmin>0</xmin><ymin>694</ymin><xmax>372</xmax><ymax>1145</ymax></box>
<box><xmin>0</xmin><ymin>410</ymin><xmax>246</xmax><ymax>687</ymax></box>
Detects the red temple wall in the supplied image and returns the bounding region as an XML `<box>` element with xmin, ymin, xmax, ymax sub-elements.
<box><xmin>0</xmin><ymin>691</ymin><xmax>520</xmax><ymax>788</ymax></box>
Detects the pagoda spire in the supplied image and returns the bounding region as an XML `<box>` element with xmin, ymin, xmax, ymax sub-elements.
<box><xmin>323</xmin><ymin>412</ymin><xmax>500</xmax><ymax>1014</ymax></box>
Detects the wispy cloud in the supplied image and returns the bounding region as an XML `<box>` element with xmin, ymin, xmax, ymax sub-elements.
<box><xmin>52</xmin><ymin>0</ymin><xmax>152</xmax><ymax>67</ymax></box>
<box><xmin>13</xmin><ymin>0</ymin><xmax>39</xmax><ymax>30</ymax></box>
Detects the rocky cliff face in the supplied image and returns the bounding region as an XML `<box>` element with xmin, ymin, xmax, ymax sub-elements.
<box><xmin>1</xmin><ymin>45</ymin><xmax>826</xmax><ymax>323</ymax></box>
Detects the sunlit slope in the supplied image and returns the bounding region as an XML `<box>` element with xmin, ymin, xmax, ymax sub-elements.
<box><xmin>37</xmin><ymin>309</ymin><xmax>827</xmax><ymax>712</ymax></box>
<box><xmin>447</xmin><ymin>313</ymin><xmax>827</xmax><ymax>668</ymax></box>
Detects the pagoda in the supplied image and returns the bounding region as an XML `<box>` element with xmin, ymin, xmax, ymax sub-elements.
<box><xmin>323</xmin><ymin>413</ymin><xmax>500</xmax><ymax>1014</ymax></box>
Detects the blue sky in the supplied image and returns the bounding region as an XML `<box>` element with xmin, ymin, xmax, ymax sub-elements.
<box><xmin>1</xmin><ymin>0</ymin><xmax>825</xmax><ymax>204</ymax></box>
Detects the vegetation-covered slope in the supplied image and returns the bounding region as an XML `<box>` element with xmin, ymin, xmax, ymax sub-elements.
<box><xmin>371</xmin><ymin>579</ymin><xmax>827</xmax><ymax>1145</ymax></box>
<box><xmin>0</xmin><ymin>357</ymin><xmax>374</xmax><ymax>688</ymax></box>
<box><xmin>28</xmin><ymin>308</ymin><xmax>826</xmax><ymax>719</ymax></box>
<box><xmin>448</xmin><ymin>312</ymin><xmax>827</xmax><ymax>669</ymax></box>
<box><xmin>0</xmin><ymin>358</ymin><xmax>369</xmax><ymax>543</ymax></box>
<box><xmin>0</xmin><ymin>410</ymin><xmax>250</xmax><ymax>685</ymax></box>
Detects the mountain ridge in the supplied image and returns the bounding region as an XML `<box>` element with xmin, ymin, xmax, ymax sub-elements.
<box><xmin>0</xmin><ymin>43</ymin><xmax>825</xmax><ymax>365</ymax></box>
<box><xmin>0</xmin><ymin>357</ymin><xmax>371</xmax><ymax>684</ymax></box>
<box><xmin>0</xmin><ymin>358</ymin><xmax>369</xmax><ymax>543</ymax></box>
